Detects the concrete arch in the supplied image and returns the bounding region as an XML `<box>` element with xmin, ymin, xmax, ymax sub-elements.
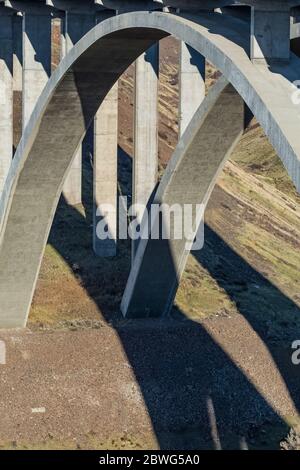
<box><xmin>0</xmin><ymin>11</ymin><xmax>300</xmax><ymax>327</ymax></box>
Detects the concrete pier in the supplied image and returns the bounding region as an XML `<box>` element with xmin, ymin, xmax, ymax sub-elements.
<box><xmin>132</xmin><ymin>44</ymin><xmax>159</xmax><ymax>260</ymax></box>
<box><xmin>93</xmin><ymin>10</ymin><xmax>118</xmax><ymax>257</ymax></box>
<box><xmin>12</xmin><ymin>14</ymin><xmax>22</xmax><ymax>151</ymax></box>
<box><xmin>179</xmin><ymin>42</ymin><xmax>206</xmax><ymax>137</ymax></box>
<box><xmin>250</xmin><ymin>3</ymin><xmax>291</xmax><ymax>63</ymax></box>
<box><xmin>0</xmin><ymin>9</ymin><xmax>13</xmax><ymax>195</ymax></box>
<box><xmin>62</xmin><ymin>11</ymin><xmax>96</xmax><ymax>206</ymax></box>
<box><xmin>93</xmin><ymin>82</ymin><xmax>118</xmax><ymax>257</ymax></box>
<box><xmin>12</xmin><ymin>14</ymin><xmax>22</xmax><ymax>94</ymax></box>
<box><xmin>22</xmin><ymin>12</ymin><xmax>52</xmax><ymax>128</ymax></box>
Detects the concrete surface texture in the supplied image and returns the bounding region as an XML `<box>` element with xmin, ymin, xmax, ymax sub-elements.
<box><xmin>61</xmin><ymin>10</ymin><xmax>96</xmax><ymax>206</ymax></box>
<box><xmin>132</xmin><ymin>43</ymin><xmax>159</xmax><ymax>260</ymax></box>
<box><xmin>0</xmin><ymin>11</ymin><xmax>300</xmax><ymax>328</ymax></box>
<box><xmin>12</xmin><ymin>14</ymin><xmax>22</xmax><ymax>95</ymax></box>
<box><xmin>22</xmin><ymin>13</ymin><xmax>52</xmax><ymax>129</ymax></box>
<box><xmin>0</xmin><ymin>12</ymin><xmax>13</xmax><ymax>196</ymax></box>
<box><xmin>93</xmin><ymin>10</ymin><xmax>119</xmax><ymax>257</ymax></box>
<box><xmin>93</xmin><ymin>82</ymin><xmax>118</xmax><ymax>257</ymax></box>
<box><xmin>250</xmin><ymin>5</ymin><xmax>291</xmax><ymax>63</ymax></box>
<box><xmin>179</xmin><ymin>41</ymin><xmax>205</xmax><ymax>137</ymax></box>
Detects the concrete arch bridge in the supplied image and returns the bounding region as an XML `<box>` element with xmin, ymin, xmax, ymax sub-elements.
<box><xmin>0</xmin><ymin>1</ymin><xmax>300</xmax><ymax>327</ymax></box>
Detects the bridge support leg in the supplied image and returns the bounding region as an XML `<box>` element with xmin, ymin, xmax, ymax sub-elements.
<box><xmin>62</xmin><ymin>12</ymin><xmax>95</xmax><ymax>206</ymax></box>
<box><xmin>179</xmin><ymin>42</ymin><xmax>205</xmax><ymax>137</ymax></box>
<box><xmin>93</xmin><ymin>82</ymin><xmax>118</xmax><ymax>257</ymax></box>
<box><xmin>0</xmin><ymin>13</ymin><xmax>13</xmax><ymax>196</ymax></box>
<box><xmin>92</xmin><ymin>11</ymin><xmax>118</xmax><ymax>257</ymax></box>
<box><xmin>121</xmin><ymin>79</ymin><xmax>245</xmax><ymax>319</ymax></box>
<box><xmin>22</xmin><ymin>13</ymin><xmax>51</xmax><ymax>128</ymax></box>
<box><xmin>250</xmin><ymin>3</ymin><xmax>291</xmax><ymax>63</ymax></box>
<box><xmin>132</xmin><ymin>44</ymin><xmax>159</xmax><ymax>261</ymax></box>
<box><xmin>13</xmin><ymin>15</ymin><xmax>22</xmax><ymax>94</ymax></box>
<box><xmin>13</xmin><ymin>14</ymin><xmax>22</xmax><ymax>151</ymax></box>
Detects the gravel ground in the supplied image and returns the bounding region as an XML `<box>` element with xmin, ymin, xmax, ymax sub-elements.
<box><xmin>0</xmin><ymin>314</ymin><xmax>299</xmax><ymax>450</ymax></box>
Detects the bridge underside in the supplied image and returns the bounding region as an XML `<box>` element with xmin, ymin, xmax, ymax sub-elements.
<box><xmin>0</xmin><ymin>11</ymin><xmax>300</xmax><ymax>327</ymax></box>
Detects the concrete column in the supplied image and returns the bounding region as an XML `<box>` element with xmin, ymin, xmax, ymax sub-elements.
<box><xmin>179</xmin><ymin>42</ymin><xmax>205</xmax><ymax>137</ymax></box>
<box><xmin>12</xmin><ymin>14</ymin><xmax>22</xmax><ymax>152</ymax></box>
<box><xmin>0</xmin><ymin>12</ymin><xmax>13</xmax><ymax>196</ymax></box>
<box><xmin>132</xmin><ymin>43</ymin><xmax>159</xmax><ymax>260</ymax></box>
<box><xmin>62</xmin><ymin>12</ymin><xmax>95</xmax><ymax>206</ymax></box>
<box><xmin>250</xmin><ymin>3</ymin><xmax>291</xmax><ymax>63</ymax></box>
<box><xmin>60</xmin><ymin>15</ymin><xmax>66</xmax><ymax>60</ymax></box>
<box><xmin>93</xmin><ymin>82</ymin><xmax>118</xmax><ymax>257</ymax></box>
<box><xmin>178</xmin><ymin>40</ymin><xmax>206</xmax><ymax>262</ymax></box>
<box><xmin>13</xmin><ymin>14</ymin><xmax>22</xmax><ymax>94</ymax></box>
<box><xmin>93</xmin><ymin>11</ymin><xmax>119</xmax><ymax>257</ymax></box>
<box><xmin>22</xmin><ymin>13</ymin><xmax>51</xmax><ymax>129</ymax></box>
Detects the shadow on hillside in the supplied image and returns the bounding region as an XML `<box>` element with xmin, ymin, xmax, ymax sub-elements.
<box><xmin>45</xmin><ymin>147</ymin><xmax>300</xmax><ymax>449</ymax></box>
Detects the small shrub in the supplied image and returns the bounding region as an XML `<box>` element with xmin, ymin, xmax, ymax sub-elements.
<box><xmin>280</xmin><ymin>427</ymin><xmax>300</xmax><ymax>450</ymax></box>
